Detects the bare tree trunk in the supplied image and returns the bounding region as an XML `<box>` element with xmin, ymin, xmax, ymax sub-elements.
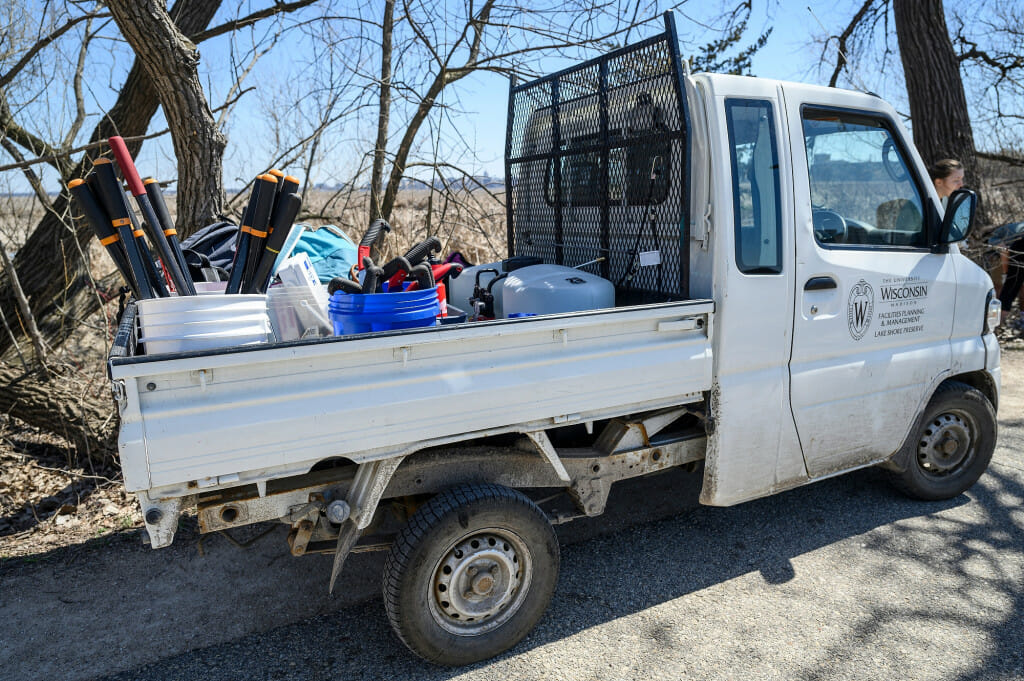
<box><xmin>0</xmin><ymin>363</ymin><xmax>118</xmax><ymax>464</ymax></box>
<box><xmin>370</xmin><ymin>0</ymin><xmax>396</xmax><ymax>223</ymax></box>
<box><xmin>105</xmin><ymin>0</ymin><xmax>227</xmax><ymax>235</ymax></box>
<box><xmin>893</xmin><ymin>0</ymin><xmax>979</xmax><ymax>186</ymax></box>
<box><xmin>0</xmin><ymin>0</ymin><xmax>221</xmax><ymax>361</ymax></box>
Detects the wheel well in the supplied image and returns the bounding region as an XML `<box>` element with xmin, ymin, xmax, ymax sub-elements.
<box><xmin>944</xmin><ymin>371</ymin><xmax>998</xmax><ymax>412</ymax></box>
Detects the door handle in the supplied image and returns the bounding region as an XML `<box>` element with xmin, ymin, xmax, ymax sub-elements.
<box><xmin>804</xmin><ymin>276</ymin><xmax>837</xmax><ymax>291</ymax></box>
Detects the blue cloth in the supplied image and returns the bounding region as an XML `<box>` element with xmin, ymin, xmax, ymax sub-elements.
<box><xmin>288</xmin><ymin>225</ymin><xmax>358</xmax><ymax>283</ymax></box>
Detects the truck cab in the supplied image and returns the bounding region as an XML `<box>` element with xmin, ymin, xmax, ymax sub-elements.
<box><xmin>688</xmin><ymin>74</ymin><xmax>999</xmax><ymax>505</ymax></box>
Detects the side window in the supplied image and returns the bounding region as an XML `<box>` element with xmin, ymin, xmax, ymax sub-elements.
<box><xmin>726</xmin><ymin>99</ymin><xmax>782</xmax><ymax>274</ymax></box>
<box><xmin>802</xmin><ymin>108</ymin><xmax>926</xmax><ymax>248</ymax></box>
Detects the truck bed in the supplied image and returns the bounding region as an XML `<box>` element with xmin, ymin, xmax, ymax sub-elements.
<box><xmin>109</xmin><ymin>299</ymin><xmax>714</xmax><ymax>500</ymax></box>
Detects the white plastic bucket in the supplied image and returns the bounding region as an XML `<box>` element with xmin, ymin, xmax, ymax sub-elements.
<box><xmin>136</xmin><ymin>294</ymin><xmax>266</xmax><ymax>329</ymax></box>
<box><xmin>140</xmin><ymin>314</ymin><xmax>271</xmax><ymax>337</ymax></box>
<box><xmin>136</xmin><ymin>293</ymin><xmax>271</xmax><ymax>354</ymax></box>
<box><xmin>140</xmin><ymin>328</ymin><xmax>271</xmax><ymax>354</ymax></box>
<box><xmin>194</xmin><ymin>281</ymin><xmax>228</xmax><ymax>295</ymax></box>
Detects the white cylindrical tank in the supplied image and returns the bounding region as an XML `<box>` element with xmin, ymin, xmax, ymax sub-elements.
<box><xmin>500</xmin><ymin>264</ymin><xmax>615</xmax><ymax>317</ymax></box>
<box><xmin>447</xmin><ymin>256</ymin><xmax>543</xmax><ymax>318</ymax></box>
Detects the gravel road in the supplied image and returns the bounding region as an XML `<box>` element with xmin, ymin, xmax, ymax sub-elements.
<box><xmin>3</xmin><ymin>351</ymin><xmax>1022</xmax><ymax>681</ymax></box>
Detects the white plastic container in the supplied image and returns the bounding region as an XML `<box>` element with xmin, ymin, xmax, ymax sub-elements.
<box><xmin>500</xmin><ymin>264</ymin><xmax>615</xmax><ymax>317</ymax></box>
<box><xmin>140</xmin><ymin>314</ymin><xmax>271</xmax><ymax>337</ymax></box>
<box><xmin>447</xmin><ymin>261</ymin><xmax>504</xmax><ymax>317</ymax></box>
<box><xmin>136</xmin><ymin>294</ymin><xmax>267</xmax><ymax>328</ymax></box>
<box><xmin>139</xmin><ymin>327</ymin><xmax>271</xmax><ymax>354</ymax></box>
<box><xmin>136</xmin><ymin>293</ymin><xmax>271</xmax><ymax>354</ymax></box>
<box><xmin>447</xmin><ymin>257</ymin><xmax>544</xmax><ymax>318</ymax></box>
<box><xmin>267</xmin><ymin>284</ymin><xmax>332</xmax><ymax>341</ymax></box>
<box><xmin>194</xmin><ymin>281</ymin><xmax>228</xmax><ymax>295</ymax></box>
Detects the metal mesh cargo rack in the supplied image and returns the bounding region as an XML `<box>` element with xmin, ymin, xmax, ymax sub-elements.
<box><xmin>505</xmin><ymin>12</ymin><xmax>691</xmax><ymax>303</ymax></box>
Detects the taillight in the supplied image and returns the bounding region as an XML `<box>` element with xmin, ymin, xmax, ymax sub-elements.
<box><xmin>985</xmin><ymin>289</ymin><xmax>1001</xmax><ymax>334</ymax></box>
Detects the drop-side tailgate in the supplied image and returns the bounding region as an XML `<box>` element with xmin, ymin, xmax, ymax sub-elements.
<box><xmin>109</xmin><ymin>300</ymin><xmax>713</xmax><ymax>495</ymax></box>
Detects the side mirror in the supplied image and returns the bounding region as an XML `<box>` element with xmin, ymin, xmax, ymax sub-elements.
<box><xmin>937</xmin><ymin>188</ymin><xmax>977</xmax><ymax>245</ymax></box>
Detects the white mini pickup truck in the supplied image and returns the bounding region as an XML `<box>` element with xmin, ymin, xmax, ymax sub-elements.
<box><xmin>108</xmin><ymin>12</ymin><xmax>1001</xmax><ymax>665</ymax></box>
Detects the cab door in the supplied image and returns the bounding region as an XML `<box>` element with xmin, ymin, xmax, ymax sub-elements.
<box><xmin>784</xmin><ymin>92</ymin><xmax>958</xmax><ymax>477</ymax></box>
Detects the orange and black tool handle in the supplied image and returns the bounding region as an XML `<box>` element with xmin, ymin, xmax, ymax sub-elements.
<box><xmin>86</xmin><ymin>172</ymin><xmax>135</xmax><ymax>288</ymax></box>
<box><xmin>239</xmin><ymin>174</ymin><xmax>279</xmax><ymax>293</ymax></box>
<box><xmin>224</xmin><ymin>180</ymin><xmax>260</xmax><ymax>294</ymax></box>
<box><xmin>272</xmin><ymin>174</ymin><xmax>300</xmax><ymax>229</ymax></box>
<box><xmin>224</xmin><ymin>179</ymin><xmax>261</xmax><ymax>294</ymax></box>
<box><xmin>144</xmin><ymin>177</ymin><xmax>195</xmax><ymax>294</ymax></box>
<box><xmin>68</xmin><ymin>178</ymin><xmax>139</xmax><ymax>297</ymax></box>
<box><xmin>357</xmin><ymin>219</ymin><xmax>391</xmax><ymax>270</ymax></box>
<box><xmin>90</xmin><ymin>158</ymin><xmax>156</xmax><ymax>299</ymax></box>
<box><xmin>225</xmin><ymin>175</ymin><xmax>276</xmax><ymax>294</ymax></box>
<box><xmin>249</xmin><ymin>192</ymin><xmax>302</xmax><ymax>294</ymax></box>
<box><xmin>108</xmin><ymin>136</ymin><xmax>194</xmax><ymax>295</ymax></box>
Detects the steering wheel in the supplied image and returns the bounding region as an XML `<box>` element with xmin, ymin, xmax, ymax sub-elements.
<box><xmin>812</xmin><ymin>209</ymin><xmax>848</xmax><ymax>243</ymax></box>
<box><xmin>882</xmin><ymin>138</ymin><xmax>908</xmax><ymax>182</ymax></box>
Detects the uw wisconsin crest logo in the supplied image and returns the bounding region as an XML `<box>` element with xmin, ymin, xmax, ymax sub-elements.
<box><xmin>847</xmin><ymin>279</ymin><xmax>874</xmax><ymax>340</ymax></box>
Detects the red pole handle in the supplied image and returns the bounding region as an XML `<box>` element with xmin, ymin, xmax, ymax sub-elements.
<box><xmin>108</xmin><ymin>136</ymin><xmax>146</xmax><ymax>197</ymax></box>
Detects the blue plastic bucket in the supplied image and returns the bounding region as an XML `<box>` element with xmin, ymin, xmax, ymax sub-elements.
<box><xmin>329</xmin><ymin>288</ymin><xmax>440</xmax><ymax>335</ymax></box>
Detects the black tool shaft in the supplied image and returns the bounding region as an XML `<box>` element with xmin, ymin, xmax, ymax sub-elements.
<box><xmin>143</xmin><ymin>178</ymin><xmax>196</xmax><ymax>295</ymax></box>
<box><xmin>226</xmin><ymin>175</ymin><xmax>276</xmax><ymax>294</ymax></box>
<box><xmin>108</xmin><ymin>136</ymin><xmax>192</xmax><ymax>295</ymax></box>
<box><xmin>240</xmin><ymin>174</ymin><xmax>278</xmax><ymax>293</ymax></box>
<box><xmin>250</xmin><ymin>192</ymin><xmax>302</xmax><ymax>294</ymax></box>
<box><xmin>225</xmin><ymin>180</ymin><xmax>262</xmax><ymax>294</ymax></box>
<box><xmin>125</xmin><ymin>197</ymin><xmax>170</xmax><ymax>297</ymax></box>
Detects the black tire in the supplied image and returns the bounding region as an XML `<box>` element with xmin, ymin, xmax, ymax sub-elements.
<box><xmin>888</xmin><ymin>381</ymin><xmax>996</xmax><ymax>500</ymax></box>
<box><xmin>382</xmin><ymin>483</ymin><xmax>559</xmax><ymax>666</ymax></box>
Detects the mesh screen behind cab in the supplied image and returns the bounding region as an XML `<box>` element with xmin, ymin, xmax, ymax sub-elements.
<box><xmin>505</xmin><ymin>20</ymin><xmax>690</xmax><ymax>302</ymax></box>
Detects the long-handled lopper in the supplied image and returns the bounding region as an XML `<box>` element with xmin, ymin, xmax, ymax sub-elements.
<box><xmin>225</xmin><ymin>174</ymin><xmax>277</xmax><ymax>294</ymax></box>
<box><xmin>68</xmin><ymin>178</ymin><xmax>141</xmax><ymax>298</ymax></box>
<box><xmin>247</xmin><ymin>192</ymin><xmax>303</xmax><ymax>294</ymax></box>
<box><xmin>90</xmin><ymin>158</ymin><xmax>160</xmax><ymax>299</ymax></box>
<box><xmin>143</xmin><ymin>176</ymin><xmax>194</xmax><ymax>293</ymax></box>
<box><xmin>108</xmin><ymin>136</ymin><xmax>194</xmax><ymax>295</ymax></box>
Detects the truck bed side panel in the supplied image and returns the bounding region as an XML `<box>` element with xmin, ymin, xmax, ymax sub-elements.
<box><xmin>111</xmin><ymin>302</ymin><xmax>713</xmax><ymax>493</ymax></box>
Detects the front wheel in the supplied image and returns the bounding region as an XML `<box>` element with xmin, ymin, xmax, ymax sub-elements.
<box><xmin>888</xmin><ymin>381</ymin><xmax>996</xmax><ymax>500</ymax></box>
<box><xmin>382</xmin><ymin>484</ymin><xmax>559</xmax><ymax>665</ymax></box>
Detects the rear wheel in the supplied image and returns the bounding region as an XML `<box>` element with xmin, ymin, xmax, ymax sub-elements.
<box><xmin>382</xmin><ymin>483</ymin><xmax>559</xmax><ymax>665</ymax></box>
<box><xmin>888</xmin><ymin>381</ymin><xmax>996</xmax><ymax>500</ymax></box>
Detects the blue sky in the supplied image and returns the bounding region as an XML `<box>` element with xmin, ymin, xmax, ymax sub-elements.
<box><xmin>2</xmin><ymin>2</ymin><xmax>890</xmax><ymax>195</ymax></box>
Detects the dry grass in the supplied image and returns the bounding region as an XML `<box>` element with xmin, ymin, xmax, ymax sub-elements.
<box><xmin>287</xmin><ymin>187</ymin><xmax>508</xmax><ymax>266</ymax></box>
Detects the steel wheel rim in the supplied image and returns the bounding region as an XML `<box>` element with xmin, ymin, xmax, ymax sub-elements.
<box><xmin>429</xmin><ymin>528</ymin><xmax>532</xmax><ymax>636</ymax></box>
<box><xmin>917</xmin><ymin>409</ymin><xmax>977</xmax><ymax>478</ymax></box>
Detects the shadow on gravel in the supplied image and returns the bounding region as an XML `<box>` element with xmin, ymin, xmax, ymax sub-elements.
<box><xmin>91</xmin><ymin>465</ymin><xmax>1007</xmax><ymax>681</ymax></box>
<box><xmin>791</xmin><ymin>466</ymin><xmax>1024</xmax><ymax>681</ymax></box>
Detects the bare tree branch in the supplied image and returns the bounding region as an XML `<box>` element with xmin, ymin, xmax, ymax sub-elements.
<box><xmin>827</xmin><ymin>0</ymin><xmax>882</xmax><ymax>87</ymax></box>
<box><xmin>189</xmin><ymin>0</ymin><xmax>319</xmax><ymax>44</ymax></box>
<box><xmin>62</xmin><ymin>16</ymin><xmax>94</xmax><ymax>149</ymax></box>
<box><xmin>0</xmin><ymin>9</ymin><xmax>109</xmax><ymax>90</ymax></box>
<box><xmin>0</xmin><ymin>234</ymin><xmax>49</xmax><ymax>370</ymax></box>
<box><xmin>978</xmin><ymin>150</ymin><xmax>1024</xmax><ymax>167</ymax></box>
